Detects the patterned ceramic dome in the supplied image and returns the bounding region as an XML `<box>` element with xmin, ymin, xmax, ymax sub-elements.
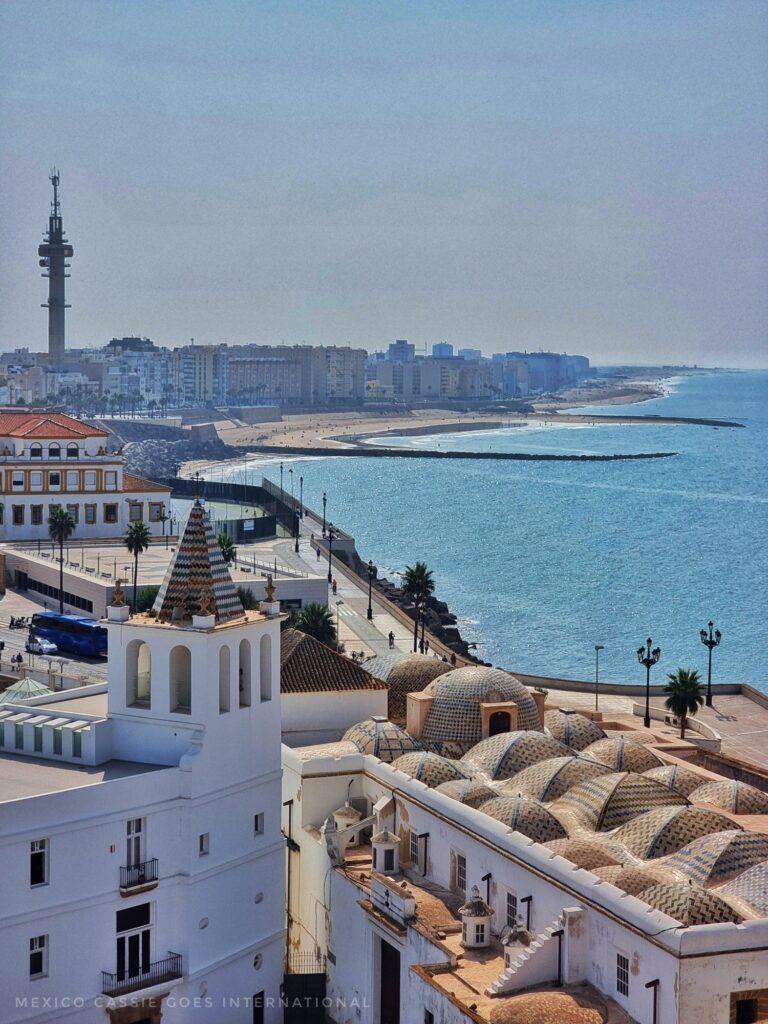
<box><xmin>593</xmin><ymin>863</ymin><xmax>675</xmax><ymax>896</ymax></box>
<box><xmin>717</xmin><ymin>862</ymin><xmax>768</xmax><ymax>917</ymax></box>
<box><xmin>689</xmin><ymin>779</ymin><xmax>768</xmax><ymax>815</ymax></box>
<box><xmin>642</xmin><ymin>764</ymin><xmax>705</xmax><ymax>798</ymax></box>
<box><xmin>477</xmin><ymin>794</ymin><xmax>567</xmax><ymax>842</ymax></box>
<box><xmin>544</xmin><ymin>709</ymin><xmax>606</xmax><ymax>751</ymax></box>
<box><xmin>434</xmin><ymin>778</ymin><xmax>502</xmax><ymax>809</ymax></box>
<box><xmin>551</xmin><ymin>772</ymin><xmax>688</xmax><ymax>833</ymax></box>
<box><xmin>460</xmin><ymin>732</ymin><xmax>568</xmax><ymax>780</ymax></box>
<box><xmin>611</xmin><ymin>806</ymin><xmax>738</xmax><ymax>860</ymax></box>
<box><xmin>544</xmin><ymin>837</ymin><xmax>625</xmax><ymax>872</ymax></box>
<box><xmin>419</xmin><ymin>666</ymin><xmax>542</xmax><ymax>756</ymax></box>
<box><xmin>582</xmin><ymin>736</ymin><xmax>664</xmax><ymax>774</ymax></box>
<box><xmin>664</xmin><ymin>830</ymin><xmax>768</xmax><ymax>886</ymax></box>
<box><xmin>391</xmin><ymin>751</ymin><xmax>470</xmax><ymax>788</ymax></box>
<box><xmin>362</xmin><ymin>650</ymin><xmax>408</xmax><ymax>682</ymax></box>
<box><xmin>386</xmin><ymin>655</ymin><xmax>452</xmax><ymax>720</ymax></box>
<box><xmin>641</xmin><ymin>882</ymin><xmax>743</xmax><ymax>926</ymax></box>
<box><xmin>501</xmin><ymin>755</ymin><xmax>612</xmax><ymax>802</ymax></box>
<box><xmin>342</xmin><ymin>716</ymin><xmax>422</xmax><ymax>762</ymax></box>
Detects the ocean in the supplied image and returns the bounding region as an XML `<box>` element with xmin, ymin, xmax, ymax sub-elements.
<box><xmin>210</xmin><ymin>370</ymin><xmax>768</xmax><ymax>690</ymax></box>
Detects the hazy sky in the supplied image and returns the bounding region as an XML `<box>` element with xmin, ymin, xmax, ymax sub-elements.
<box><xmin>1</xmin><ymin>1</ymin><xmax>766</xmax><ymax>366</ymax></box>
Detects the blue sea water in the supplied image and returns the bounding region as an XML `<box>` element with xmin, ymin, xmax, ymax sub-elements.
<box><xmin>220</xmin><ymin>371</ymin><xmax>768</xmax><ymax>689</ymax></box>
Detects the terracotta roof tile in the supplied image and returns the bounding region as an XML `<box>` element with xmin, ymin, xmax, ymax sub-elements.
<box><xmin>280</xmin><ymin>629</ymin><xmax>387</xmax><ymax>694</ymax></box>
<box><xmin>0</xmin><ymin>412</ymin><xmax>110</xmax><ymax>439</ymax></box>
<box><xmin>123</xmin><ymin>473</ymin><xmax>171</xmax><ymax>494</ymax></box>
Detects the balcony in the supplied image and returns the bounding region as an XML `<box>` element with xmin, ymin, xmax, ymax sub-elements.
<box><xmin>119</xmin><ymin>857</ymin><xmax>159</xmax><ymax>894</ymax></box>
<box><xmin>101</xmin><ymin>952</ymin><xmax>182</xmax><ymax>998</ymax></box>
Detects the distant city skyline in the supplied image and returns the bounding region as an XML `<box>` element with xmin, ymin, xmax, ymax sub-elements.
<box><xmin>1</xmin><ymin>2</ymin><xmax>766</xmax><ymax>368</ymax></box>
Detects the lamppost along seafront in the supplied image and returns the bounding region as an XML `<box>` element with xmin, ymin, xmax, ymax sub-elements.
<box><xmin>637</xmin><ymin>637</ymin><xmax>661</xmax><ymax>729</ymax></box>
<box><xmin>366</xmin><ymin>560</ymin><xmax>374</xmax><ymax>621</ymax></box>
<box><xmin>299</xmin><ymin>476</ymin><xmax>304</xmax><ymax>518</ymax></box>
<box><xmin>327</xmin><ymin>525</ymin><xmax>335</xmax><ymax>584</ymax></box>
<box><xmin>700</xmin><ymin>620</ymin><xmax>722</xmax><ymax>707</ymax></box>
<box><xmin>293</xmin><ymin>508</ymin><xmax>300</xmax><ymax>554</ymax></box>
<box><xmin>594</xmin><ymin>644</ymin><xmax>605</xmax><ymax>712</ymax></box>
<box><xmin>279</xmin><ymin>461</ymin><xmax>284</xmax><ymax>494</ymax></box>
<box><xmin>322</xmin><ymin>491</ymin><xmax>327</xmax><ymax>538</ymax></box>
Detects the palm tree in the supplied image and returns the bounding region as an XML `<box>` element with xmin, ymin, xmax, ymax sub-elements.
<box><xmin>664</xmin><ymin>668</ymin><xmax>705</xmax><ymax>740</ymax></box>
<box><xmin>48</xmin><ymin>507</ymin><xmax>76</xmax><ymax>613</ymax></box>
<box><xmin>124</xmin><ymin>520</ymin><xmax>151</xmax><ymax>612</ymax></box>
<box><xmin>293</xmin><ymin>602</ymin><xmax>337</xmax><ymax>647</ymax></box>
<box><xmin>237</xmin><ymin>586</ymin><xmax>258</xmax><ymax>611</ymax></box>
<box><xmin>402</xmin><ymin>561</ymin><xmax>435</xmax><ymax>652</ymax></box>
<box><xmin>217</xmin><ymin>532</ymin><xmax>236</xmax><ymax>565</ymax></box>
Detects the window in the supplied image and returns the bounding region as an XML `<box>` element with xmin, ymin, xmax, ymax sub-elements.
<box><xmin>383</xmin><ymin>848</ymin><xmax>395</xmax><ymax>872</ymax></box>
<box><xmin>0</xmin><ymin>504</ymin><xmax>4</xmax><ymax>525</ymax></box>
<box><xmin>199</xmin><ymin>832</ymin><xmax>210</xmax><ymax>856</ymax></box>
<box><xmin>616</xmin><ymin>954</ymin><xmax>629</xmax><ymax>997</ymax></box>
<box><xmin>31</xmin><ymin>505</ymin><xmax>43</xmax><ymax>526</ymax></box>
<box><xmin>409</xmin><ymin>831</ymin><xmax>419</xmax><ymax>866</ymax></box>
<box><xmin>149</xmin><ymin>502</ymin><xmax>164</xmax><ymax>522</ymax></box>
<box><xmin>456</xmin><ymin>853</ymin><xmax>467</xmax><ymax>894</ymax></box>
<box><xmin>219</xmin><ymin>646</ymin><xmax>230</xmax><ymax>713</ymax></box>
<box><xmin>30</xmin><ymin>839</ymin><xmax>48</xmax><ymax>887</ymax></box>
<box><xmin>84</xmin><ymin>471</ymin><xmax>97</xmax><ymax>491</ymax></box>
<box><xmin>12</xmin><ymin>505</ymin><xmax>24</xmax><ymax>526</ymax></box>
<box><xmin>239</xmin><ymin>639</ymin><xmax>251</xmax><ymax>707</ymax></box>
<box><xmin>126</xmin><ymin>818</ymin><xmax>144</xmax><ymax>868</ymax></box>
<box><xmin>254</xmin><ymin>813</ymin><xmax>264</xmax><ymax>836</ymax></box>
<box><xmin>30</xmin><ymin>444</ymin><xmax>42</xmax><ymax>459</ymax></box>
<box><xmin>475</xmin><ymin>923</ymin><xmax>485</xmax><ymax>944</ymax></box>
<box><xmin>48</xmin><ymin>471</ymin><xmax>61</xmax><ymax>490</ymax></box>
<box><xmin>29</xmin><ymin>935</ymin><xmax>48</xmax><ymax>979</ymax></box>
<box><xmin>66</xmin><ymin>443</ymin><xmax>79</xmax><ymax>459</ymax></box>
<box><xmin>129</xmin><ymin>502</ymin><xmax>143</xmax><ymax>522</ymax></box>
<box><xmin>12</xmin><ymin>471</ymin><xmax>24</xmax><ymax>490</ymax></box>
<box><xmin>48</xmin><ymin>444</ymin><xmax>60</xmax><ymax>460</ymax></box>
<box><xmin>66</xmin><ymin>471</ymin><xmax>79</xmax><ymax>490</ymax></box>
<box><xmin>15</xmin><ymin>723</ymin><xmax>24</xmax><ymax>749</ymax></box>
<box><xmin>170</xmin><ymin>645</ymin><xmax>192</xmax><ymax>713</ymax></box>
<box><xmin>425</xmin><ymin>1013</ymin><xmax>434</xmax><ymax>1024</ymax></box>
<box><xmin>104</xmin><ymin>503</ymin><xmax>118</xmax><ymax>524</ymax></box>
<box><xmin>84</xmin><ymin>504</ymin><xmax>96</xmax><ymax>525</ymax></box>
<box><xmin>72</xmin><ymin>731</ymin><xmax>82</xmax><ymax>758</ymax></box>
<box><xmin>66</xmin><ymin>504</ymin><xmax>79</xmax><ymax>524</ymax></box>
<box><xmin>506</xmin><ymin>891</ymin><xmax>518</xmax><ymax>929</ymax></box>
<box><xmin>105</xmin><ymin>470</ymin><xmax>117</xmax><ymax>491</ymax></box>
<box><xmin>33</xmin><ymin>725</ymin><xmax>43</xmax><ymax>752</ymax></box>
<box><xmin>30</xmin><ymin>471</ymin><xmax>43</xmax><ymax>491</ymax></box>
<box><xmin>259</xmin><ymin>634</ymin><xmax>272</xmax><ymax>702</ymax></box>
<box><xmin>52</xmin><ymin>728</ymin><xmax>62</xmax><ymax>755</ymax></box>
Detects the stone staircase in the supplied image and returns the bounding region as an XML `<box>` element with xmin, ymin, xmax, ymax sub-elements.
<box><xmin>486</xmin><ymin>913</ymin><xmax>564</xmax><ymax>997</ymax></box>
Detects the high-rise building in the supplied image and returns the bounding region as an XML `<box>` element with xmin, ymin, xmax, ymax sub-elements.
<box><xmin>431</xmin><ymin>342</ymin><xmax>454</xmax><ymax>358</ymax></box>
<box><xmin>38</xmin><ymin>170</ymin><xmax>73</xmax><ymax>363</ymax></box>
<box><xmin>387</xmin><ymin>340</ymin><xmax>416</xmax><ymax>362</ymax></box>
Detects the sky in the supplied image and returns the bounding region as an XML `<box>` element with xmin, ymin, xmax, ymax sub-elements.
<box><xmin>1</xmin><ymin>1</ymin><xmax>766</xmax><ymax>367</ymax></box>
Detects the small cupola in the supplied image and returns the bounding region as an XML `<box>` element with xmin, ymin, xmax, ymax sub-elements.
<box><xmin>459</xmin><ymin>885</ymin><xmax>493</xmax><ymax>949</ymax></box>
<box><xmin>371</xmin><ymin>829</ymin><xmax>400</xmax><ymax>876</ymax></box>
<box><xmin>332</xmin><ymin>802</ymin><xmax>363</xmax><ymax>848</ymax></box>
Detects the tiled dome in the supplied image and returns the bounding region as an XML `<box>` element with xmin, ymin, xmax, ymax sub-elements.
<box><xmin>717</xmin><ymin>862</ymin><xmax>768</xmax><ymax>917</ymax></box>
<box><xmin>642</xmin><ymin>764</ymin><xmax>705</xmax><ymax>798</ymax></box>
<box><xmin>641</xmin><ymin>882</ymin><xmax>743</xmax><ymax>926</ymax></box>
<box><xmin>391</xmin><ymin>751</ymin><xmax>470</xmax><ymax>788</ymax></box>
<box><xmin>664</xmin><ymin>830</ymin><xmax>768</xmax><ymax>886</ymax></box>
<box><xmin>551</xmin><ymin>772</ymin><xmax>688</xmax><ymax>833</ymax></box>
<box><xmin>386</xmin><ymin>655</ymin><xmax>453</xmax><ymax>719</ymax></box>
<box><xmin>582</xmin><ymin>736</ymin><xmax>664</xmax><ymax>774</ymax></box>
<box><xmin>342</xmin><ymin>716</ymin><xmax>422</xmax><ymax>762</ymax></box>
<box><xmin>460</xmin><ymin>732</ymin><xmax>568</xmax><ymax>780</ymax></box>
<box><xmin>689</xmin><ymin>780</ymin><xmax>768</xmax><ymax>815</ymax></box>
<box><xmin>362</xmin><ymin>650</ymin><xmax>408</xmax><ymax>682</ymax></box>
<box><xmin>420</xmin><ymin>666</ymin><xmax>542</xmax><ymax>756</ymax></box>
<box><xmin>593</xmin><ymin>863</ymin><xmax>675</xmax><ymax>896</ymax></box>
<box><xmin>501</xmin><ymin>755</ymin><xmax>613</xmax><ymax>802</ymax></box>
<box><xmin>544</xmin><ymin>837</ymin><xmax>625</xmax><ymax>872</ymax></box>
<box><xmin>612</xmin><ymin>806</ymin><xmax>738</xmax><ymax>860</ymax></box>
<box><xmin>434</xmin><ymin>778</ymin><xmax>502</xmax><ymax>809</ymax></box>
<box><xmin>477</xmin><ymin>794</ymin><xmax>567</xmax><ymax>842</ymax></box>
<box><xmin>544</xmin><ymin>709</ymin><xmax>606</xmax><ymax>751</ymax></box>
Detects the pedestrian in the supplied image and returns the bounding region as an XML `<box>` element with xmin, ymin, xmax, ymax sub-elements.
<box><xmin>332</xmin><ymin>578</ymin><xmax>337</xmax><ymax>595</ymax></box>
<box><xmin>424</xmin><ymin>640</ymin><xmax>429</xmax><ymax>654</ymax></box>
<box><xmin>388</xmin><ymin>631</ymin><xmax>395</xmax><ymax>649</ymax></box>
<box><xmin>450</xmin><ymin>652</ymin><xmax>457</xmax><ymax>666</ymax></box>
<box><xmin>310</xmin><ymin>532</ymin><xmax>314</xmax><ymax>544</ymax></box>
<box><xmin>316</xmin><ymin>547</ymin><xmax>321</xmax><ymax>560</ymax></box>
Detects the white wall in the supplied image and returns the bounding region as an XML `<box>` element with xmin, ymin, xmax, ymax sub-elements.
<box><xmin>281</xmin><ymin>689</ymin><xmax>387</xmax><ymax>746</ymax></box>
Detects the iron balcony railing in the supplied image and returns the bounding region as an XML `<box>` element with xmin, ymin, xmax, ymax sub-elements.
<box><xmin>101</xmin><ymin>951</ymin><xmax>182</xmax><ymax>998</ymax></box>
<box><xmin>119</xmin><ymin>858</ymin><xmax>159</xmax><ymax>890</ymax></box>
<box><xmin>286</xmin><ymin>951</ymin><xmax>327</xmax><ymax>975</ymax></box>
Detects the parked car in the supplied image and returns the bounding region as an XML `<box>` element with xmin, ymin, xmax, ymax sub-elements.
<box><xmin>25</xmin><ymin>636</ymin><xmax>58</xmax><ymax>655</ymax></box>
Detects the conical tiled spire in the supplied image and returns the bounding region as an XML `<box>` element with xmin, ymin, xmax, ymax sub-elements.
<box><xmin>153</xmin><ymin>500</ymin><xmax>244</xmax><ymax>623</ymax></box>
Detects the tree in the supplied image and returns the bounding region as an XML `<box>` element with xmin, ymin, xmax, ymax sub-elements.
<box><xmin>218</xmin><ymin>532</ymin><xmax>236</xmax><ymax>565</ymax></box>
<box><xmin>124</xmin><ymin>521</ymin><xmax>151</xmax><ymax>612</ymax></box>
<box><xmin>293</xmin><ymin>602</ymin><xmax>337</xmax><ymax>647</ymax></box>
<box><xmin>664</xmin><ymin>668</ymin><xmax>705</xmax><ymax>740</ymax></box>
<box><xmin>135</xmin><ymin>584</ymin><xmax>160</xmax><ymax>613</ymax></box>
<box><xmin>48</xmin><ymin>507</ymin><xmax>76</xmax><ymax>613</ymax></box>
<box><xmin>402</xmin><ymin>561</ymin><xmax>435</xmax><ymax>652</ymax></box>
<box><xmin>237</xmin><ymin>586</ymin><xmax>257</xmax><ymax>610</ymax></box>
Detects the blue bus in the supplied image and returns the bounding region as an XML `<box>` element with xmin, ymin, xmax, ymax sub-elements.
<box><xmin>29</xmin><ymin>612</ymin><xmax>108</xmax><ymax>658</ymax></box>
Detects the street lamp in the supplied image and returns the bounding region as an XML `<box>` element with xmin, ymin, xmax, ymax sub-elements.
<box><xmin>293</xmin><ymin>508</ymin><xmax>300</xmax><ymax>554</ymax></box>
<box><xmin>700</xmin><ymin>621</ymin><xmax>722</xmax><ymax>708</ymax></box>
<box><xmin>322</xmin><ymin>491</ymin><xmax>327</xmax><ymax>538</ymax></box>
<box><xmin>366</xmin><ymin>560</ymin><xmax>374</xmax><ymax>621</ymax></box>
<box><xmin>299</xmin><ymin>476</ymin><xmax>304</xmax><ymax>518</ymax></box>
<box><xmin>594</xmin><ymin>644</ymin><xmax>605</xmax><ymax>712</ymax></box>
<box><xmin>336</xmin><ymin>599</ymin><xmax>344</xmax><ymax>638</ymax></box>
<box><xmin>288</xmin><ymin>468</ymin><xmax>294</xmax><ymax>507</ymax></box>
<box><xmin>327</xmin><ymin>524</ymin><xmax>335</xmax><ymax>584</ymax></box>
<box><xmin>637</xmin><ymin>637</ymin><xmax>661</xmax><ymax>728</ymax></box>
<box><xmin>279</xmin><ymin>461</ymin><xmax>284</xmax><ymax>495</ymax></box>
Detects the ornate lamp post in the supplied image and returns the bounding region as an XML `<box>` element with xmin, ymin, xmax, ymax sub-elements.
<box><xmin>594</xmin><ymin>644</ymin><xmax>604</xmax><ymax>712</ymax></box>
<box><xmin>279</xmin><ymin>461</ymin><xmax>284</xmax><ymax>494</ymax></box>
<box><xmin>366</xmin><ymin>560</ymin><xmax>374</xmax><ymax>621</ymax></box>
<box><xmin>293</xmin><ymin>508</ymin><xmax>300</xmax><ymax>554</ymax></box>
<box><xmin>637</xmin><ymin>637</ymin><xmax>661</xmax><ymax>728</ymax></box>
<box><xmin>322</xmin><ymin>491</ymin><xmax>327</xmax><ymax>538</ymax></box>
<box><xmin>327</xmin><ymin>524</ymin><xmax>335</xmax><ymax>584</ymax></box>
<box><xmin>700</xmin><ymin>620</ymin><xmax>722</xmax><ymax>707</ymax></box>
<box><xmin>288</xmin><ymin>467</ymin><xmax>294</xmax><ymax>507</ymax></box>
<box><xmin>299</xmin><ymin>476</ymin><xmax>304</xmax><ymax>518</ymax></box>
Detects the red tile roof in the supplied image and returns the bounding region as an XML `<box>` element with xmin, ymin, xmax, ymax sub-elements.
<box><xmin>0</xmin><ymin>411</ymin><xmax>110</xmax><ymax>439</ymax></box>
<box><xmin>123</xmin><ymin>473</ymin><xmax>171</xmax><ymax>493</ymax></box>
<box><xmin>281</xmin><ymin>629</ymin><xmax>387</xmax><ymax>694</ymax></box>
